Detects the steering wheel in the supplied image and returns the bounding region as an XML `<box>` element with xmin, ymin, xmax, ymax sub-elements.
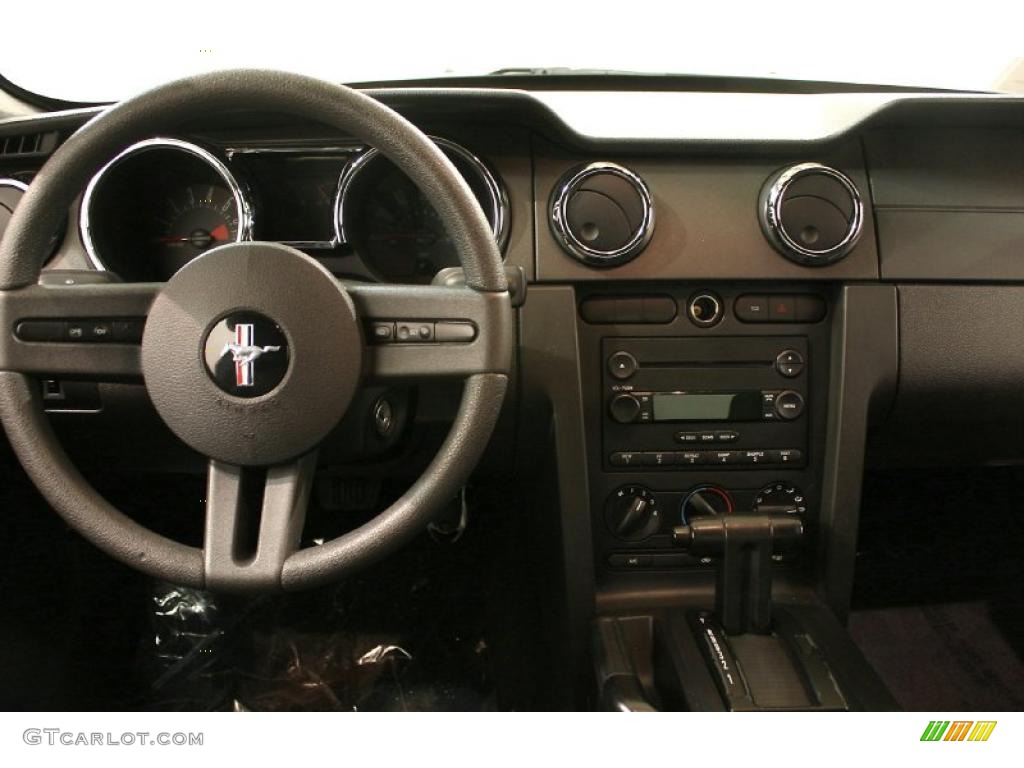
<box><xmin>0</xmin><ymin>70</ymin><xmax>513</xmax><ymax>592</ymax></box>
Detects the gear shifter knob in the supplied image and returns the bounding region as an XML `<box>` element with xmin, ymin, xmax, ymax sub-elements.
<box><xmin>673</xmin><ymin>515</ymin><xmax>804</xmax><ymax>635</ymax></box>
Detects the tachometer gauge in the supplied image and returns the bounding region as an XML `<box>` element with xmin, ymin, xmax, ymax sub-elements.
<box><xmin>155</xmin><ymin>184</ymin><xmax>240</xmax><ymax>271</ymax></box>
<box><xmin>81</xmin><ymin>138</ymin><xmax>251</xmax><ymax>281</ymax></box>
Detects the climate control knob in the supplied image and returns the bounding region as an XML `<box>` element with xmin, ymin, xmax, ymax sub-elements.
<box><xmin>753</xmin><ymin>482</ymin><xmax>807</xmax><ymax>516</ymax></box>
<box><xmin>680</xmin><ymin>485</ymin><xmax>734</xmax><ymax>524</ymax></box>
<box><xmin>605</xmin><ymin>485</ymin><xmax>661</xmax><ymax>541</ymax></box>
<box><xmin>609</xmin><ymin>393</ymin><xmax>642</xmax><ymax>424</ymax></box>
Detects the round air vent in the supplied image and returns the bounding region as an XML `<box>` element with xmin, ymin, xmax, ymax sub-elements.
<box><xmin>550</xmin><ymin>162</ymin><xmax>654</xmax><ymax>267</ymax></box>
<box><xmin>760</xmin><ymin>163</ymin><xmax>863</xmax><ymax>266</ymax></box>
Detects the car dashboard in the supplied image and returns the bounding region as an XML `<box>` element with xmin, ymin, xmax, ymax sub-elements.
<box><xmin>2</xmin><ymin>83</ymin><xmax>1024</xmax><ymax>709</ymax></box>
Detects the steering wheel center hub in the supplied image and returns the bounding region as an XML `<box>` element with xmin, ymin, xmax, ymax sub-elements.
<box><xmin>141</xmin><ymin>242</ymin><xmax>362</xmax><ymax>466</ymax></box>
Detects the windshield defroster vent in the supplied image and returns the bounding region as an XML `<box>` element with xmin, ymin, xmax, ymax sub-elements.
<box><xmin>0</xmin><ymin>131</ymin><xmax>58</xmax><ymax>157</ymax></box>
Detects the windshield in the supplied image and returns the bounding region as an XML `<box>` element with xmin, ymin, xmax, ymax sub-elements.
<box><xmin>3</xmin><ymin>2</ymin><xmax>1022</xmax><ymax>102</ymax></box>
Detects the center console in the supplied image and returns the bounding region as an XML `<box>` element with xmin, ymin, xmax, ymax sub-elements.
<box><xmin>576</xmin><ymin>284</ymin><xmax>896</xmax><ymax>711</ymax></box>
<box><xmin>580</xmin><ymin>286</ymin><xmax>831</xmax><ymax>581</ymax></box>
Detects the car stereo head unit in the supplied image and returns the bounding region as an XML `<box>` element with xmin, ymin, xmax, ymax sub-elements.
<box><xmin>602</xmin><ymin>336</ymin><xmax>809</xmax><ymax>470</ymax></box>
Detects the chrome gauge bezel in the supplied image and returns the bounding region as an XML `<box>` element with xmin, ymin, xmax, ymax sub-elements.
<box><xmin>761</xmin><ymin>162</ymin><xmax>864</xmax><ymax>266</ymax></box>
<box><xmin>79</xmin><ymin>137</ymin><xmax>254</xmax><ymax>271</ymax></box>
<box><xmin>333</xmin><ymin>136</ymin><xmax>510</xmax><ymax>254</ymax></box>
<box><xmin>549</xmin><ymin>161</ymin><xmax>655</xmax><ymax>267</ymax></box>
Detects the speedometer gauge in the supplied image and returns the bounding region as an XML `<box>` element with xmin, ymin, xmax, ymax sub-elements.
<box><xmin>81</xmin><ymin>138</ymin><xmax>252</xmax><ymax>281</ymax></box>
<box><xmin>336</xmin><ymin>138</ymin><xmax>508</xmax><ymax>284</ymax></box>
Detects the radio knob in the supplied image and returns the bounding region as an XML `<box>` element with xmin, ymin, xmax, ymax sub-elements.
<box><xmin>609</xmin><ymin>393</ymin><xmax>642</xmax><ymax>424</ymax></box>
<box><xmin>774</xmin><ymin>390</ymin><xmax>805</xmax><ymax>420</ymax></box>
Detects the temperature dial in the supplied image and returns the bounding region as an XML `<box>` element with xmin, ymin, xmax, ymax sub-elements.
<box><xmin>680</xmin><ymin>485</ymin><xmax>734</xmax><ymax>524</ymax></box>
<box><xmin>753</xmin><ymin>482</ymin><xmax>807</xmax><ymax>516</ymax></box>
<box><xmin>605</xmin><ymin>485</ymin><xmax>661</xmax><ymax>541</ymax></box>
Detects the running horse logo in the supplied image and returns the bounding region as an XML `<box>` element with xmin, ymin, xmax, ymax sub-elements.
<box><xmin>219</xmin><ymin>323</ymin><xmax>282</xmax><ymax>387</ymax></box>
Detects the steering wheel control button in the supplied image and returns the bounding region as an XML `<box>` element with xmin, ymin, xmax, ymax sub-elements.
<box><xmin>370</xmin><ymin>322</ymin><xmax>395</xmax><ymax>342</ymax></box>
<box><xmin>86</xmin><ymin>320</ymin><xmax>113</xmax><ymax>342</ymax></box>
<box><xmin>15</xmin><ymin>320</ymin><xmax>66</xmax><ymax>342</ymax></box>
<box><xmin>434</xmin><ymin>321</ymin><xmax>477</xmax><ymax>342</ymax></box>
<box><xmin>774</xmin><ymin>390</ymin><xmax>806</xmax><ymax>420</ymax></box>
<box><xmin>608</xmin><ymin>351</ymin><xmax>639</xmax><ymax>380</ymax></box>
<box><xmin>204</xmin><ymin>312</ymin><xmax>290</xmax><ymax>398</ymax></box>
<box><xmin>776</xmin><ymin>349</ymin><xmax>805</xmax><ymax>378</ymax></box>
<box><xmin>16</xmin><ymin>318</ymin><xmax>148</xmax><ymax>344</ymax></box>
<box><xmin>396</xmin><ymin>322</ymin><xmax>434</xmax><ymax>342</ymax></box>
<box><xmin>687</xmin><ymin>291</ymin><xmax>723</xmax><ymax>327</ymax></box>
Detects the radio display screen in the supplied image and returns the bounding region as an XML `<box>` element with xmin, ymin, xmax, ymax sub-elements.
<box><xmin>652</xmin><ymin>392</ymin><xmax>750</xmax><ymax>421</ymax></box>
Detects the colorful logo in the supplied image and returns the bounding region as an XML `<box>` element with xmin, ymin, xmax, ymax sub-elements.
<box><xmin>920</xmin><ymin>721</ymin><xmax>997</xmax><ymax>742</ymax></box>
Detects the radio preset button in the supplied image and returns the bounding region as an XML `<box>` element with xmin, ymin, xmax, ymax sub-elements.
<box><xmin>708</xmin><ymin>450</ymin><xmax>741</xmax><ymax>465</ymax></box>
<box><xmin>608</xmin><ymin>351</ymin><xmax>639</xmax><ymax>380</ymax></box>
<box><xmin>610</xmin><ymin>451</ymin><xmax>641</xmax><ymax>467</ymax></box>
<box><xmin>642</xmin><ymin>451</ymin><xmax>675</xmax><ymax>467</ymax></box>
<box><xmin>676</xmin><ymin>451</ymin><xmax>705</xmax><ymax>466</ymax></box>
<box><xmin>774</xmin><ymin>390</ymin><xmax>805</xmax><ymax>420</ymax></box>
<box><xmin>741</xmin><ymin>450</ymin><xmax>770</xmax><ymax>465</ymax></box>
<box><xmin>770</xmin><ymin>449</ymin><xmax>804</xmax><ymax>465</ymax></box>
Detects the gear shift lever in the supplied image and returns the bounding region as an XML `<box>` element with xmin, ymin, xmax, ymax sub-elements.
<box><xmin>673</xmin><ymin>515</ymin><xmax>803</xmax><ymax>635</ymax></box>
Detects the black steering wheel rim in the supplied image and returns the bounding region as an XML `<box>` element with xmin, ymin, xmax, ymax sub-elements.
<box><xmin>0</xmin><ymin>70</ymin><xmax>512</xmax><ymax>591</ymax></box>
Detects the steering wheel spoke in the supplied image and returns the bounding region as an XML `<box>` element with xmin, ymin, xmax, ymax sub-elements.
<box><xmin>204</xmin><ymin>452</ymin><xmax>317</xmax><ymax>591</ymax></box>
<box><xmin>349</xmin><ymin>283</ymin><xmax>513</xmax><ymax>380</ymax></box>
<box><xmin>0</xmin><ymin>282</ymin><xmax>157</xmax><ymax>378</ymax></box>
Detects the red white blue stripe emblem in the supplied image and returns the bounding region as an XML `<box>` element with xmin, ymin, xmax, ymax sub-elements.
<box><xmin>235</xmin><ymin>323</ymin><xmax>255</xmax><ymax>386</ymax></box>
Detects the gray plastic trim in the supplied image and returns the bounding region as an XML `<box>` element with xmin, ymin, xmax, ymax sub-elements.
<box><xmin>817</xmin><ymin>285</ymin><xmax>898</xmax><ymax>619</ymax></box>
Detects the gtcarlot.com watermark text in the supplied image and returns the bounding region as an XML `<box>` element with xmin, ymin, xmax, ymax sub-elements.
<box><xmin>23</xmin><ymin>729</ymin><xmax>203</xmax><ymax>747</ymax></box>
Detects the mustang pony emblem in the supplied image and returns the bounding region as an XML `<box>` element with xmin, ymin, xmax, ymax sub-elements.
<box><xmin>219</xmin><ymin>323</ymin><xmax>281</xmax><ymax>387</ymax></box>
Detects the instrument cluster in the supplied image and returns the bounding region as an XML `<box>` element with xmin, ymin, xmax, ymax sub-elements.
<box><xmin>79</xmin><ymin>136</ymin><xmax>509</xmax><ymax>283</ymax></box>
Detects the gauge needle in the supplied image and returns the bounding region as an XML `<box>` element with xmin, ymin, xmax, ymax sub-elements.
<box><xmin>157</xmin><ymin>224</ymin><xmax>231</xmax><ymax>244</ymax></box>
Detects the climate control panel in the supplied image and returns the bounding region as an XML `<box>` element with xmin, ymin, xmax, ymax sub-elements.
<box><xmin>603</xmin><ymin>481</ymin><xmax>808</xmax><ymax>570</ymax></box>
